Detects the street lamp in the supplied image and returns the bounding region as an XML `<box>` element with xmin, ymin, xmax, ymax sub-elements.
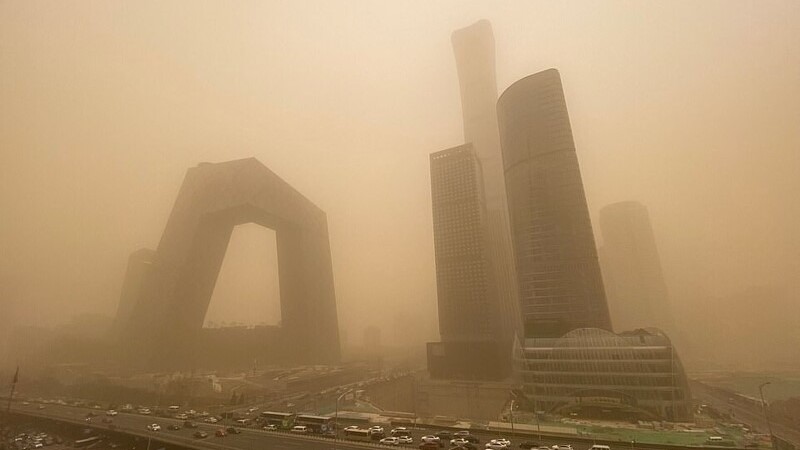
<box><xmin>334</xmin><ymin>388</ymin><xmax>355</xmax><ymax>447</ymax></box>
<box><xmin>758</xmin><ymin>382</ymin><xmax>774</xmax><ymax>441</ymax></box>
<box><xmin>509</xmin><ymin>399</ymin><xmax>515</xmax><ymax>440</ymax></box>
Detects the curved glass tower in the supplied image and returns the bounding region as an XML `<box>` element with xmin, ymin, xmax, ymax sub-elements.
<box><xmin>497</xmin><ymin>69</ymin><xmax>611</xmax><ymax>338</ymax></box>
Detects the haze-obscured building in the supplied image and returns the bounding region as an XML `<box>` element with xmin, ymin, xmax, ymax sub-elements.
<box><xmin>498</xmin><ymin>70</ymin><xmax>691</xmax><ymax>421</ymax></box>
<box><xmin>497</xmin><ymin>68</ymin><xmax>611</xmax><ymax>339</ymax></box>
<box><xmin>428</xmin><ymin>144</ymin><xmax>510</xmax><ymax>380</ymax></box>
<box><xmin>427</xmin><ymin>20</ymin><xmax>521</xmax><ymax>381</ymax></box>
<box><xmin>598</xmin><ymin>201</ymin><xmax>673</xmax><ymax>333</ymax></box>
<box><xmin>517</xmin><ymin>328</ymin><xmax>693</xmax><ymax>421</ymax></box>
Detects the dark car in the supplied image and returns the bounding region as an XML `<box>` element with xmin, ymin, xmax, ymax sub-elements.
<box><xmin>215</xmin><ymin>429</ymin><xmax>226</xmax><ymax>437</ymax></box>
<box><xmin>101</xmin><ymin>418</ymin><xmax>113</xmax><ymax>424</ymax></box>
<box><xmin>193</xmin><ymin>431</ymin><xmax>208</xmax><ymax>439</ymax></box>
<box><xmin>419</xmin><ymin>443</ymin><xmax>440</xmax><ymax>450</ymax></box>
<box><xmin>462</xmin><ymin>435</ymin><xmax>479</xmax><ymax>444</ymax></box>
<box><xmin>183</xmin><ymin>421</ymin><xmax>197</xmax><ymax>429</ymax></box>
<box><xmin>519</xmin><ymin>442</ymin><xmax>542</xmax><ymax>449</ymax></box>
<box><xmin>225</xmin><ymin>427</ymin><xmax>240</xmax><ymax>435</ymax></box>
<box><xmin>168</xmin><ymin>425</ymin><xmax>180</xmax><ymax>431</ymax></box>
<box><xmin>435</xmin><ymin>431</ymin><xmax>451</xmax><ymax>440</ymax></box>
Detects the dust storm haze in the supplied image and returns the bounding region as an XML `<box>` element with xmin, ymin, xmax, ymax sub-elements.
<box><xmin>1</xmin><ymin>1</ymin><xmax>799</xmax><ymax>370</ymax></box>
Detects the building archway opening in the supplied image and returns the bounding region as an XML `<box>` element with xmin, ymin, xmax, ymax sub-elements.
<box><xmin>204</xmin><ymin>223</ymin><xmax>281</xmax><ymax>329</ymax></box>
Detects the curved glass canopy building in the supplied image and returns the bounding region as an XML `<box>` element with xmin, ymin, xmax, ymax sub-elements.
<box><xmin>517</xmin><ymin>328</ymin><xmax>693</xmax><ymax>421</ymax></box>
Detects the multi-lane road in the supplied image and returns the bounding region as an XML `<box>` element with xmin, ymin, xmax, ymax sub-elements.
<box><xmin>9</xmin><ymin>401</ymin><xmax>753</xmax><ymax>450</ymax></box>
<box><xmin>9</xmin><ymin>403</ymin><xmax>377</xmax><ymax>450</ymax></box>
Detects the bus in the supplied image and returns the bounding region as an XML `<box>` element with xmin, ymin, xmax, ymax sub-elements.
<box><xmin>260</xmin><ymin>411</ymin><xmax>295</xmax><ymax>429</ymax></box>
<box><xmin>295</xmin><ymin>414</ymin><xmax>334</xmax><ymax>433</ymax></box>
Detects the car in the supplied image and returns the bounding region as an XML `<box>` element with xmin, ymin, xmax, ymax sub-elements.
<box><xmin>380</xmin><ymin>437</ymin><xmax>401</xmax><ymax>446</ymax></box>
<box><xmin>420</xmin><ymin>443</ymin><xmax>441</xmax><ymax>450</ymax></box>
<box><xmin>197</xmin><ymin>411</ymin><xmax>210</xmax><ymax>417</ymax></box>
<box><xmin>247</xmin><ymin>407</ymin><xmax>259</xmax><ymax>413</ymax></box>
<box><xmin>588</xmin><ymin>446</ymin><xmax>610</xmax><ymax>450</ymax></box>
<box><xmin>225</xmin><ymin>427</ymin><xmax>241</xmax><ymax>434</ymax></box>
<box><xmin>184</xmin><ymin>421</ymin><xmax>197</xmax><ymax>428</ymax></box>
<box><xmin>369</xmin><ymin>425</ymin><xmax>385</xmax><ymax>435</ymax></box>
<box><xmin>146</xmin><ymin>424</ymin><xmax>161</xmax><ymax>432</ymax></box>
<box><xmin>205</xmin><ymin>417</ymin><xmax>218</xmax><ymax>423</ymax></box>
<box><xmin>106</xmin><ymin>410</ymin><xmax>118</xmax><ymax>416</ymax></box>
<box><xmin>215</xmin><ymin>429</ymin><xmax>226</xmax><ymax>437</ymax></box>
<box><xmin>138</xmin><ymin>408</ymin><xmax>151</xmax><ymax>415</ymax></box>
<box><xmin>86</xmin><ymin>411</ymin><xmax>97</xmax><ymax>417</ymax></box>
<box><xmin>193</xmin><ymin>431</ymin><xmax>208</xmax><ymax>439</ymax></box>
<box><xmin>485</xmin><ymin>443</ymin><xmax>509</xmax><ymax>450</ymax></box>
<box><xmin>175</xmin><ymin>413</ymin><xmax>188</xmax><ymax>420</ymax></box>
<box><xmin>263</xmin><ymin>424</ymin><xmax>278</xmax><ymax>431</ymax></box>
<box><xmin>291</xmin><ymin>425</ymin><xmax>308</xmax><ymax>434</ymax></box>
<box><xmin>490</xmin><ymin>439</ymin><xmax>511</xmax><ymax>446</ymax></box>
<box><xmin>550</xmin><ymin>446</ymin><xmax>572</xmax><ymax>450</ymax></box>
<box><xmin>236</xmin><ymin>418</ymin><xmax>251</xmax><ymax>425</ymax></box>
<box><xmin>436</xmin><ymin>431</ymin><xmax>452</xmax><ymax>440</ymax></box>
<box><xmin>452</xmin><ymin>439</ymin><xmax>477</xmax><ymax>448</ymax></box>
<box><xmin>102</xmin><ymin>418</ymin><xmax>113</xmax><ymax>424</ymax></box>
<box><xmin>454</xmin><ymin>431</ymin><xmax>472</xmax><ymax>437</ymax></box>
<box><xmin>421</xmin><ymin>435</ymin><xmax>441</xmax><ymax>444</ymax></box>
<box><xmin>517</xmin><ymin>442</ymin><xmax>542</xmax><ymax>449</ymax></box>
<box><xmin>392</xmin><ymin>427</ymin><xmax>412</xmax><ymax>436</ymax></box>
<box><xmin>398</xmin><ymin>436</ymin><xmax>413</xmax><ymax>444</ymax></box>
<box><xmin>168</xmin><ymin>424</ymin><xmax>180</xmax><ymax>431</ymax></box>
<box><xmin>37</xmin><ymin>405</ymin><xmax>45</xmax><ymax>410</ymax></box>
<box><xmin>344</xmin><ymin>426</ymin><xmax>360</xmax><ymax>431</ymax></box>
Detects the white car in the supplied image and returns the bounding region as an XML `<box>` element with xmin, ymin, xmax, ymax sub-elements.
<box><xmin>147</xmin><ymin>424</ymin><xmax>161</xmax><ymax>432</ymax></box>
<box><xmin>175</xmin><ymin>413</ymin><xmax>188</xmax><ymax>420</ymax></box>
<box><xmin>486</xmin><ymin>443</ymin><xmax>509</xmax><ymax>450</ymax></box>
<box><xmin>452</xmin><ymin>438</ymin><xmax>472</xmax><ymax>446</ymax></box>
<box><xmin>551</xmin><ymin>446</ymin><xmax>572</xmax><ymax>450</ymax></box>
<box><xmin>205</xmin><ymin>417</ymin><xmax>218</xmax><ymax>423</ymax></box>
<box><xmin>344</xmin><ymin>426</ymin><xmax>359</xmax><ymax>432</ymax></box>
<box><xmin>421</xmin><ymin>435</ymin><xmax>441</xmax><ymax>444</ymax></box>
<box><xmin>138</xmin><ymin>408</ymin><xmax>151</xmax><ymax>415</ymax></box>
<box><xmin>105</xmin><ymin>410</ymin><xmax>118</xmax><ymax>416</ymax></box>
<box><xmin>491</xmin><ymin>439</ymin><xmax>511</xmax><ymax>446</ymax></box>
<box><xmin>291</xmin><ymin>425</ymin><xmax>308</xmax><ymax>434</ymax></box>
<box><xmin>398</xmin><ymin>436</ymin><xmax>413</xmax><ymax>444</ymax></box>
<box><xmin>380</xmin><ymin>437</ymin><xmax>400</xmax><ymax>446</ymax></box>
<box><xmin>263</xmin><ymin>424</ymin><xmax>277</xmax><ymax>431</ymax></box>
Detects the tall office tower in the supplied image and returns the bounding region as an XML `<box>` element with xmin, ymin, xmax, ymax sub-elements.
<box><xmin>497</xmin><ymin>69</ymin><xmax>612</xmax><ymax>338</ymax></box>
<box><xmin>428</xmin><ymin>144</ymin><xmax>510</xmax><ymax>380</ymax></box>
<box><xmin>599</xmin><ymin>201</ymin><xmax>673</xmax><ymax>332</ymax></box>
<box><xmin>450</xmin><ymin>20</ymin><xmax>522</xmax><ymax>342</ymax></box>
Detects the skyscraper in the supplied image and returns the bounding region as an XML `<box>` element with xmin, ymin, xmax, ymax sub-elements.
<box><xmin>427</xmin><ymin>20</ymin><xmax>520</xmax><ymax>381</ymax></box>
<box><xmin>450</xmin><ymin>20</ymin><xmax>522</xmax><ymax>344</ymax></box>
<box><xmin>430</xmin><ymin>144</ymin><xmax>495</xmax><ymax>343</ymax></box>
<box><xmin>599</xmin><ymin>201</ymin><xmax>673</xmax><ymax>332</ymax></box>
<box><xmin>428</xmin><ymin>145</ymin><xmax>510</xmax><ymax>380</ymax></box>
<box><xmin>497</xmin><ymin>69</ymin><xmax>611</xmax><ymax>338</ymax></box>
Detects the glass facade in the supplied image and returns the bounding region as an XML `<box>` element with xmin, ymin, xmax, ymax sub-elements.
<box><xmin>497</xmin><ymin>68</ymin><xmax>612</xmax><ymax>339</ymax></box>
<box><xmin>517</xmin><ymin>328</ymin><xmax>693</xmax><ymax>421</ymax></box>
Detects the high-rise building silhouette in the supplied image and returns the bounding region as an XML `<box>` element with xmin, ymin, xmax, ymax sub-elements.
<box><xmin>599</xmin><ymin>201</ymin><xmax>673</xmax><ymax>333</ymax></box>
<box><xmin>451</xmin><ymin>20</ymin><xmax>521</xmax><ymax>344</ymax></box>
<box><xmin>497</xmin><ymin>68</ymin><xmax>611</xmax><ymax>338</ymax></box>
<box><xmin>428</xmin><ymin>145</ymin><xmax>510</xmax><ymax>380</ymax></box>
<box><xmin>427</xmin><ymin>20</ymin><xmax>521</xmax><ymax>381</ymax></box>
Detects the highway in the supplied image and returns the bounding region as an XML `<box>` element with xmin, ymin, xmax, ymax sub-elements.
<box><xmin>9</xmin><ymin>401</ymin><xmax>749</xmax><ymax>450</ymax></box>
<box><xmin>690</xmin><ymin>381</ymin><xmax>800</xmax><ymax>446</ymax></box>
<box><xmin>9</xmin><ymin>403</ymin><xmax>377</xmax><ymax>450</ymax></box>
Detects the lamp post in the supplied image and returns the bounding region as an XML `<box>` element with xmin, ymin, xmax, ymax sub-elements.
<box><xmin>334</xmin><ymin>388</ymin><xmax>354</xmax><ymax>449</ymax></box>
<box><xmin>758</xmin><ymin>382</ymin><xmax>774</xmax><ymax>442</ymax></box>
<box><xmin>509</xmin><ymin>399</ymin><xmax>515</xmax><ymax>441</ymax></box>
